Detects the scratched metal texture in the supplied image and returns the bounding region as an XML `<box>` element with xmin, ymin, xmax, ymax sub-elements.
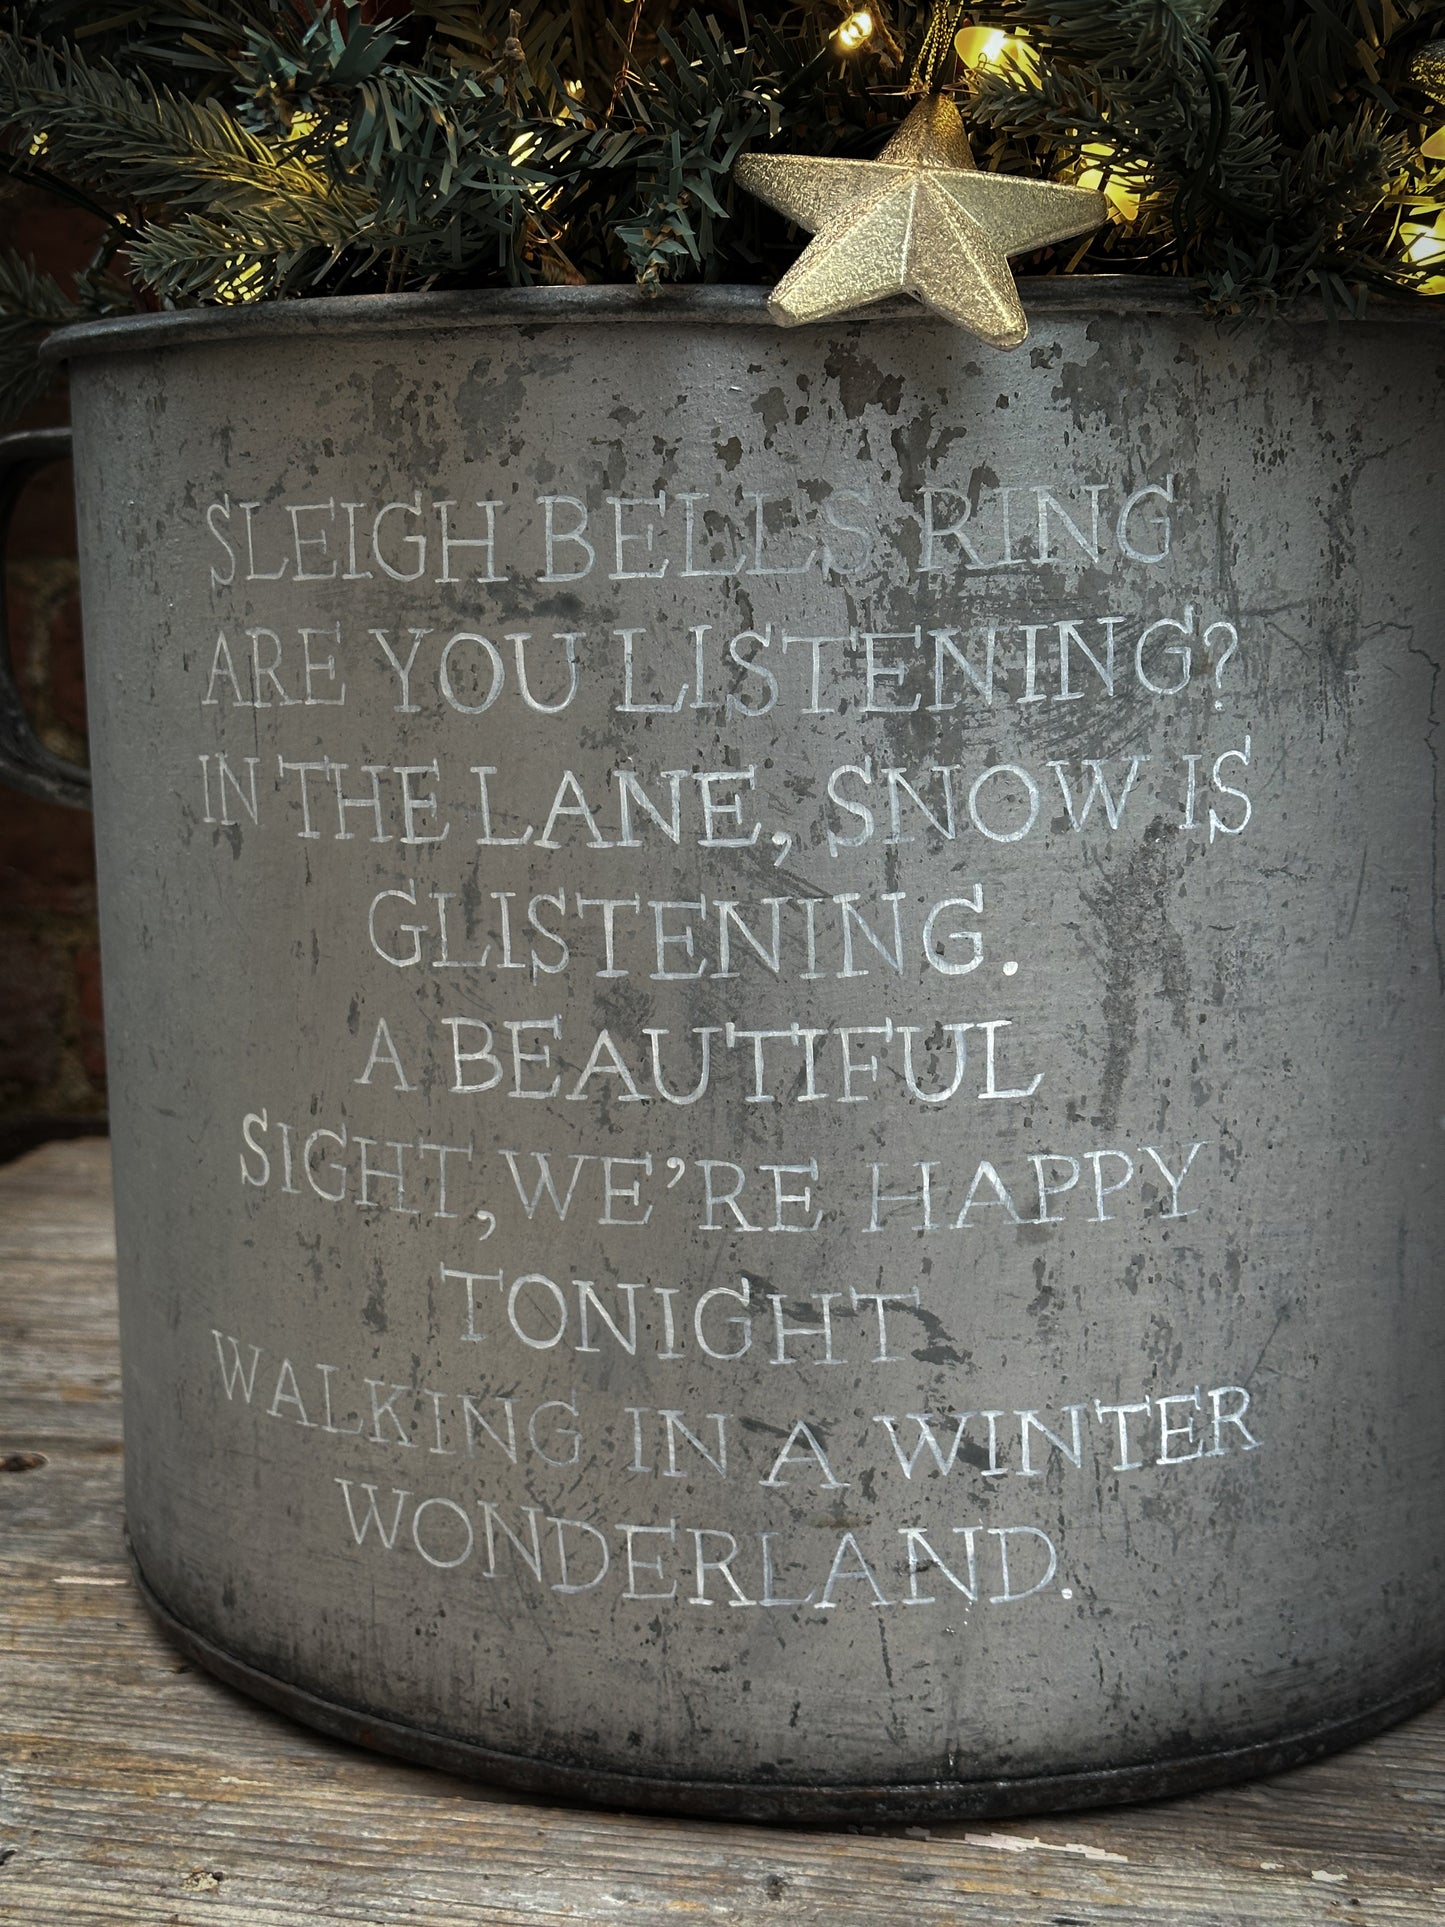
<box><xmin>52</xmin><ymin>281</ymin><xmax>1445</xmax><ymax>1817</ymax></box>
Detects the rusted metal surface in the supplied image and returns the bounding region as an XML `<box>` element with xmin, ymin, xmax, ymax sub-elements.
<box><xmin>47</xmin><ymin>282</ymin><xmax>1445</xmax><ymax>1817</ymax></box>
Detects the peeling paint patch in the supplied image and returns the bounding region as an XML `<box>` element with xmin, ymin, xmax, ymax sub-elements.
<box><xmin>824</xmin><ymin>342</ymin><xmax>903</xmax><ymax>419</ymax></box>
<box><xmin>961</xmin><ymin>1830</ymin><xmax>1128</xmax><ymax>1864</ymax></box>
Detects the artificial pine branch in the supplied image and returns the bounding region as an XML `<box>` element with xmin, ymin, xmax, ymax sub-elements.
<box><xmin>0</xmin><ymin>244</ymin><xmax>128</xmax><ymax>417</ymax></box>
<box><xmin>964</xmin><ymin>0</ymin><xmax>1443</xmax><ymax>305</ymax></box>
<box><xmin>0</xmin><ymin>248</ymin><xmax>77</xmax><ymax>419</ymax></box>
<box><xmin>0</xmin><ymin>0</ymin><xmax>1440</xmax><ymax>425</ymax></box>
<box><xmin>0</xmin><ymin>39</ymin><xmax>371</xmax><ymax>220</ymax></box>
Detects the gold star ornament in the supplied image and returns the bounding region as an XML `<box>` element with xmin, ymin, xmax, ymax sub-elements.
<box><xmin>734</xmin><ymin>94</ymin><xmax>1106</xmax><ymax>349</ymax></box>
<box><xmin>1409</xmin><ymin>39</ymin><xmax>1445</xmax><ymax>108</ymax></box>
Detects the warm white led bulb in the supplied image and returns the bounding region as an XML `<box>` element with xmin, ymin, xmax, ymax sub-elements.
<box><xmin>835</xmin><ymin>10</ymin><xmax>874</xmax><ymax>52</ymax></box>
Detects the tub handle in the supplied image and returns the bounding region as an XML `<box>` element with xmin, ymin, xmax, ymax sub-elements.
<box><xmin>0</xmin><ymin>426</ymin><xmax>91</xmax><ymax>810</ymax></box>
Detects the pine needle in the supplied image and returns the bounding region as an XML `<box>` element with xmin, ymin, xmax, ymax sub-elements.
<box><xmin>0</xmin><ymin>0</ymin><xmax>1439</xmax><ymax>426</ymax></box>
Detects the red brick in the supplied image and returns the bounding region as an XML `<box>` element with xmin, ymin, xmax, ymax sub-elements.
<box><xmin>5</xmin><ymin>196</ymin><xmax>106</xmax><ymax>280</ymax></box>
<box><xmin>74</xmin><ymin>942</ymin><xmax>106</xmax><ymax>1088</ymax></box>
<box><xmin>3</xmin><ymin>563</ymin><xmax>87</xmax><ymax>750</ymax></box>
<box><xmin>0</xmin><ymin>931</ymin><xmax>63</xmax><ymax>1100</ymax></box>
<box><xmin>44</xmin><ymin>583</ymin><xmax>87</xmax><ymax>743</ymax></box>
<box><xmin>4</xmin><ymin>568</ymin><xmax>42</xmax><ymax>686</ymax></box>
<box><xmin>0</xmin><ymin>186</ymin><xmax>105</xmax><ymax>1129</ymax></box>
<box><xmin>0</xmin><ymin>787</ymin><xmax>97</xmax><ymax>917</ymax></box>
<box><xmin>7</xmin><ymin>463</ymin><xmax>77</xmax><ymax>558</ymax></box>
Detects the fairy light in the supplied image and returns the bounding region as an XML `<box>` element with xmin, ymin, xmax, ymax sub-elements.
<box><xmin>1076</xmin><ymin>142</ymin><xmax>1144</xmax><ymax>222</ymax></box>
<box><xmin>955</xmin><ymin>26</ymin><xmax>1007</xmax><ymax>66</ymax></box>
<box><xmin>564</xmin><ymin>78</ymin><xmax>585</xmax><ymax>98</ymax></box>
<box><xmin>214</xmin><ymin>261</ymin><xmax>266</xmax><ymax>306</ymax></box>
<box><xmin>1402</xmin><ymin>214</ymin><xmax>1445</xmax><ymax>266</ymax></box>
<box><xmin>26</xmin><ymin>130</ymin><xmax>47</xmax><ymax>156</ymax></box>
<box><xmin>282</xmin><ymin>108</ymin><xmax>350</xmax><ymax>155</ymax></box>
<box><xmin>835</xmin><ymin>10</ymin><xmax>874</xmax><ymax>52</ymax></box>
<box><xmin>507</xmin><ymin>128</ymin><xmax>565</xmax><ymax>217</ymax></box>
<box><xmin>954</xmin><ymin>25</ymin><xmax>1038</xmax><ymax>78</ymax></box>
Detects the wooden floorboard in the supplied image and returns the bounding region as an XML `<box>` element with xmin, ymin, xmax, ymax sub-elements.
<box><xmin>1</xmin><ymin>1138</ymin><xmax>1442</xmax><ymax>1925</ymax></box>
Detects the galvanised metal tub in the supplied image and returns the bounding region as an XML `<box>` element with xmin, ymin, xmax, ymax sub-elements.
<box><xmin>2</xmin><ymin>279</ymin><xmax>1441</xmax><ymax>1819</ymax></box>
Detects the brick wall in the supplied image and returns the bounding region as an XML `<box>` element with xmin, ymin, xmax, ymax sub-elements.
<box><xmin>0</xmin><ymin>186</ymin><xmax>108</xmax><ymax>1159</ymax></box>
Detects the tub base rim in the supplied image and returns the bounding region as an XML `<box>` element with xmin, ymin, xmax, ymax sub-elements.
<box><xmin>129</xmin><ymin>1540</ymin><xmax>1445</xmax><ymax>1825</ymax></box>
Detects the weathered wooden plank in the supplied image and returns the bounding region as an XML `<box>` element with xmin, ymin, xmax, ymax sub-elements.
<box><xmin>0</xmin><ymin>1137</ymin><xmax>118</xmax><ymax>1262</ymax></box>
<box><xmin>3</xmin><ymin>1682</ymin><xmax>1442</xmax><ymax>1927</ymax></box>
<box><xmin>3</xmin><ymin>1740</ymin><xmax>1442</xmax><ymax>1927</ymax></box>
<box><xmin>0</xmin><ymin>1256</ymin><xmax>122</xmax><ymax>1399</ymax></box>
<box><xmin>0</xmin><ymin>1398</ymin><xmax>128</xmax><ymax>1451</ymax></box>
<box><xmin>5</xmin><ymin>1472</ymin><xmax>1441</xmax><ymax>1911</ymax></box>
<box><xmin>1</xmin><ymin>1139</ymin><xmax>1443</xmax><ymax>1927</ymax></box>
